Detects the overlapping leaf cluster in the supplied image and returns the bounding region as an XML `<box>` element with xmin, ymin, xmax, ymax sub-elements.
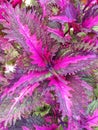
<box><xmin>0</xmin><ymin>0</ymin><xmax>98</xmax><ymax>130</ymax></box>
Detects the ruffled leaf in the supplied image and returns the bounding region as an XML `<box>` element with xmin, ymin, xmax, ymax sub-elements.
<box><xmin>49</xmin><ymin>77</ymin><xmax>73</xmax><ymax>117</ymax></box>
<box><xmin>83</xmin><ymin>15</ymin><xmax>98</xmax><ymax>29</ymax></box>
<box><xmin>39</xmin><ymin>0</ymin><xmax>67</xmax><ymax>17</ymax></box>
<box><xmin>0</xmin><ymin>72</ymin><xmax>50</xmax><ymax>126</ymax></box>
<box><xmin>67</xmin><ymin>76</ymin><xmax>92</xmax><ymax>130</ymax></box>
<box><xmin>0</xmin><ymin>4</ymin><xmax>49</xmax><ymax>67</ymax></box>
<box><xmin>84</xmin><ymin>109</ymin><xmax>98</xmax><ymax>130</ymax></box>
<box><xmin>49</xmin><ymin>15</ymin><xmax>73</xmax><ymax>24</ymax></box>
<box><xmin>54</xmin><ymin>55</ymin><xmax>96</xmax><ymax>75</ymax></box>
<box><xmin>83</xmin><ymin>4</ymin><xmax>98</xmax><ymax>29</ymax></box>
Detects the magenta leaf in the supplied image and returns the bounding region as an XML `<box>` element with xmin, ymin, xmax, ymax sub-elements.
<box><xmin>11</xmin><ymin>0</ymin><xmax>22</xmax><ymax>7</ymax></box>
<box><xmin>22</xmin><ymin>126</ymin><xmax>30</xmax><ymax>130</ymax></box>
<box><xmin>0</xmin><ymin>4</ymin><xmax>48</xmax><ymax>67</ymax></box>
<box><xmin>47</xmin><ymin>26</ymin><xmax>64</xmax><ymax>38</ymax></box>
<box><xmin>49</xmin><ymin>15</ymin><xmax>73</xmax><ymax>24</ymax></box>
<box><xmin>49</xmin><ymin>77</ymin><xmax>73</xmax><ymax>117</ymax></box>
<box><xmin>65</xmin><ymin>3</ymin><xmax>77</xmax><ymax>20</ymax></box>
<box><xmin>87</xmin><ymin>109</ymin><xmax>98</xmax><ymax>128</ymax></box>
<box><xmin>83</xmin><ymin>16</ymin><xmax>98</xmax><ymax>28</ymax></box>
<box><xmin>0</xmin><ymin>122</ymin><xmax>8</xmax><ymax>130</ymax></box>
<box><xmin>0</xmin><ymin>72</ymin><xmax>49</xmax><ymax>126</ymax></box>
<box><xmin>38</xmin><ymin>0</ymin><xmax>49</xmax><ymax>17</ymax></box>
<box><xmin>82</xmin><ymin>4</ymin><xmax>98</xmax><ymax>29</ymax></box>
<box><xmin>34</xmin><ymin>124</ymin><xmax>58</xmax><ymax>130</ymax></box>
<box><xmin>48</xmin><ymin>2</ymin><xmax>77</xmax><ymax>24</ymax></box>
<box><xmin>54</xmin><ymin>55</ymin><xmax>96</xmax><ymax>75</ymax></box>
<box><xmin>81</xmin><ymin>109</ymin><xmax>98</xmax><ymax>130</ymax></box>
<box><xmin>67</xmin><ymin>76</ymin><xmax>92</xmax><ymax>130</ymax></box>
<box><xmin>0</xmin><ymin>1</ymin><xmax>98</xmax><ymax>129</ymax></box>
<box><xmin>39</xmin><ymin>0</ymin><xmax>67</xmax><ymax>17</ymax></box>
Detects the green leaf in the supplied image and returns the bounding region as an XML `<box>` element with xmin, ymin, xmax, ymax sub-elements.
<box><xmin>94</xmin><ymin>127</ymin><xmax>98</xmax><ymax>130</ymax></box>
<box><xmin>34</xmin><ymin>104</ymin><xmax>51</xmax><ymax>117</ymax></box>
<box><xmin>94</xmin><ymin>84</ymin><xmax>98</xmax><ymax>98</ymax></box>
<box><xmin>87</xmin><ymin>100</ymin><xmax>98</xmax><ymax>114</ymax></box>
<box><xmin>56</xmin><ymin>125</ymin><xmax>64</xmax><ymax>130</ymax></box>
<box><xmin>77</xmin><ymin>32</ymin><xmax>86</xmax><ymax>37</ymax></box>
<box><xmin>63</xmin><ymin>23</ymin><xmax>69</xmax><ymax>34</ymax></box>
<box><xmin>92</xmin><ymin>26</ymin><xmax>98</xmax><ymax>31</ymax></box>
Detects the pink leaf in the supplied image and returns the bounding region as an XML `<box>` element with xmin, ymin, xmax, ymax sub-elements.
<box><xmin>11</xmin><ymin>0</ymin><xmax>22</xmax><ymax>7</ymax></box>
<box><xmin>54</xmin><ymin>55</ymin><xmax>96</xmax><ymax>75</ymax></box>
<box><xmin>38</xmin><ymin>0</ymin><xmax>49</xmax><ymax>16</ymax></box>
<box><xmin>82</xmin><ymin>4</ymin><xmax>98</xmax><ymax>29</ymax></box>
<box><xmin>22</xmin><ymin>126</ymin><xmax>30</xmax><ymax>130</ymax></box>
<box><xmin>83</xmin><ymin>16</ymin><xmax>98</xmax><ymax>28</ymax></box>
<box><xmin>34</xmin><ymin>124</ymin><xmax>58</xmax><ymax>130</ymax></box>
<box><xmin>39</xmin><ymin>0</ymin><xmax>67</xmax><ymax>17</ymax></box>
<box><xmin>67</xmin><ymin>76</ymin><xmax>92</xmax><ymax>129</ymax></box>
<box><xmin>49</xmin><ymin>77</ymin><xmax>72</xmax><ymax>116</ymax></box>
<box><xmin>49</xmin><ymin>2</ymin><xmax>77</xmax><ymax>23</ymax></box>
<box><xmin>1</xmin><ymin>72</ymin><xmax>42</xmax><ymax>98</ymax></box>
<box><xmin>87</xmin><ymin>109</ymin><xmax>98</xmax><ymax>127</ymax></box>
<box><xmin>0</xmin><ymin>72</ymin><xmax>48</xmax><ymax>126</ymax></box>
<box><xmin>49</xmin><ymin>15</ymin><xmax>73</xmax><ymax>24</ymax></box>
<box><xmin>16</xmin><ymin>16</ymin><xmax>46</xmax><ymax>67</ymax></box>
<box><xmin>1</xmin><ymin>5</ymin><xmax>48</xmax><ymax>67</ymax></box>
<box><xmin>0</xmin><ymin>122</ymin><xmax>8</xmax><ymax>130</ymax></box>
<box><xmin>47</xmin><ymin>27</ymin><xmax>64</xmax><ymax>38</ymax></box>
<box><xmin>4</xmin><ymin>83</ymin><xmax>39</xmax><ymax>126</ymax></box>
<box><xmin>65</xmin><ymin>3</ymin><xmax>77</xmax><ymax>20</ymax></box>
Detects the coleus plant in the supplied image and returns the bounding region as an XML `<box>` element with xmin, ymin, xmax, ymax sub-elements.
<box><xmin>0</xmin><ymin>0</ymin><xmax>98</xmax><ymax>130</ymax></box>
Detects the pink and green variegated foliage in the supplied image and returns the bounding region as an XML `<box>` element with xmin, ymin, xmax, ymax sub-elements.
<box><xmin>0</xmin><ymin>0</ymin><xmax>98</xmax><ymax>130</ymax></box>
